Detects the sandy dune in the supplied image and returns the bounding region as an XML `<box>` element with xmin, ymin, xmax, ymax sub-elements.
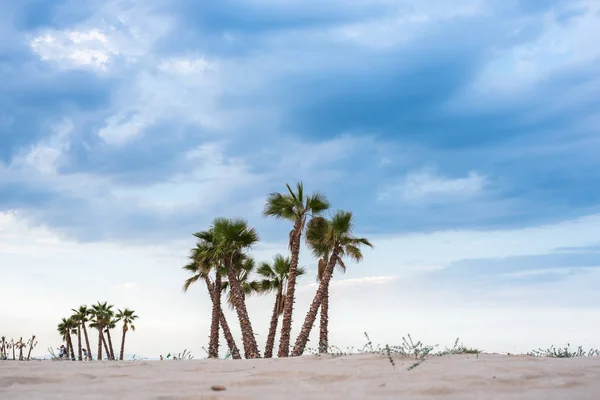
<box><xmin>1</xmin><ymin>354</ymin><xmax>599</xmax><ymax>399</ymax></box>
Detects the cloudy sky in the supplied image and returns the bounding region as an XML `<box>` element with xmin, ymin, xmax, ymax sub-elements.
<box><xmin>2</xmin><ymin>0</ymin><xmax>600</xmax><ymax>358</ymax></box>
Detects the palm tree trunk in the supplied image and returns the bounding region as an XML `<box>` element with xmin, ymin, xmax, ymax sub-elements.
<box><xmin>106</xmin><ymin>329</ymin><xmax>115</xmax><ymax>360</ymax></box>
<box><xmin>264</xmin><ymin>287</ymin><xmax>282</xmax><ymax>358</ymax></box>
<box><xmin>77</xmin><ymin>325</ymin><xmax>83</xmax><ymax>360</ymax></box>
<box><xmin>219</xmin><ymin>310</ymin><xmax>241</xmax><ymax>359</ymax></box>
<box><xmin>82</xmin><ymin>323</ymin><xmax>93</xmax><ymax>360</ymax></box>
<box><xmin>225</xmin><ymin>257</ymin><xmax>260</xmax><ymax>359</ymax></box>
<box><xmin>291</xmin><ymin>247</ymin><xmax>339</xmax><ymax>356</ymax></box>
<box><xmin>102</xmin><ymin>332</ymin><xmax>110</xmax><ymax>360</ymax></box>
<box><xmin>119</xmin><ymin>329</ymin><xmax>127</xmax><ymax>361</ymax></box>
<box><xmin>278</xmin><ymin>218</ymin><xmax>304</xmax><ymax>358</ymax></box>
<box><xmin>67</xmin><ymin>335</ymin><xmax>76</xmax><ymax>360</ymax></box>
<box><xmin>97</xmin><ymin>329</ymin><xmax>104</xmax><ymax>360</ymax></box>
<box><xmin>318</xmin><ymin>281</ymin><xmax>330</xmax><ymax>353</ymax></box>
<box><xmin>208</xmin><ymin>273</ymin><xmax>221</xmax><ymax>358</ymax></box>
<box><xmin>19</xmin><ymin>346</ymin><xmax>23</xmax><ymax>361</ymax></box>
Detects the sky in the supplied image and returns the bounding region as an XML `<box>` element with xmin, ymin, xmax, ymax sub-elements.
<box><xmin>1</xmin><ymin>0</ymin><xmax>600</xmax><ymax>359</ymax></box>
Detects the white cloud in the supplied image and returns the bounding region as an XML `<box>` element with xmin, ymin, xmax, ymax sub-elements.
<box><xmin>380</xmin><ymin>169</ymin><xmax>487</xmax><ymax>202</ymax></box>
<box><xmin>30</xmin><ymin>30</ymin><xmax>117</xmax><ymax>70</ymax></box>
<box><xmin>158</xmin><ymin>57</ymin><xmax>216</xmax><ymax>75</ymax></box>
<box><xmin>97</xmin><ymin>113</ymin><xmax>148</xmax><ymax>145</ymax></box>
<box><xmin>305</xmin><ymin>275</ymin><xmax>398</xmax><ymax>289</ymax></box>
<box><xmin>466</xmin><ymin>1</ymin><xmax>600</xmax><ymax>96</ymax></box>
<box><xmin>9</xmin><ymin>119</ymin><xmax>73</xmax><ymax>175</ymax></box>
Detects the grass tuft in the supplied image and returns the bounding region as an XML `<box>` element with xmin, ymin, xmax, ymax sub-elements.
<box><xmin>529</xmin><ymin>344</ymin><xmax>600</xmax><ymax>358</ymax></box>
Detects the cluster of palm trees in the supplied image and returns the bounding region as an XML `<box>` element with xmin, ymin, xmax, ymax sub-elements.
<box><xmin>0</xmin><ymin>335</ymin><xmax>37</xmax><ymax>360</ymax></box>
<box><xmin>57</xmin><ymin>302</ymin><xmax>138</xmax><ymax>361</ymax></box>
<box><xmin>183</xmin><ymin>182</ymin><xmax>372</xmax><ymax>359</ymax></box>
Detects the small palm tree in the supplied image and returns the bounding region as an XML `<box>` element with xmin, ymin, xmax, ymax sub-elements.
<box><xmin>72</xmin><ymin>305</ymin><xmax>93</xmax><ymax>361</ymax></box>
<box><xmin>115</xmin><ymin>308</ymin><xmax>138</xmax><ymax>360</ymax></box>
<box><xmin>15</xmin><ymin>337</ymin><xmax>25</xmax><ymax>360</ymax></box>
<box><xmin>292</xmin><ymin>210</ymin><xmax>372</xmax><ymax>356</ymax></box>
<box><xmin>1</xmin><ymin>336</ymin><xmax>6</xmax><ymax>360</ymax></box>
<box><xmin>26</xmin><ymin>335</ymin><xmax>37</xmax><ymax>360</ymax></box>
<box><xmin>257</xmin><ymin>254</ymin><xmax>307</xmax><ymax>358</ymax></box>
<box><xmin>90</xmin><ymin>302</ymin><xmax>113</xmax><ymax>360</ymax></box>
<box><xmin>57</xmin><ymin>317</ymin><xmax>77</xmax><ymax>360</ymax></box>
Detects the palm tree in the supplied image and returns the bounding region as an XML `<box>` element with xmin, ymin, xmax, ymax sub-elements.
<box><xmin>211</xmin><ymin>217</ymin><xmax>261</xmax><ymax>358</ymax></box>
<box><xmin>72</xmin><ymin>305</ymin><xmax>93</xmax><ymax>360</ymax></box>
<box><xmin>263</xmin><ymin>182</ymin><xmax>330</xmax><ymax>357</ymax></box>
<box><xmin>185</xmin><ymin>230</ymin><xmax>223</xmax><ymax>359</ymax></box>
<box><xmin>292</xmin><ymin>210</ymin><xmax>373</xmax><ymax>356</ymax></box>
<box><xmin>305</xmin><ymin>216</ymin><xmax>348</xmax><ymax>353</ymax></box>
<box><xmin>183</xmin><ymin>259</ymin><xmax>242</xmax><ymax>360</ymax></box>
<box><xmin>1</xmin><ymin>336</ymin><xmax>6</xmax><ymax>360</ymax></box>
<box><xmin>26</xmin><ymin>335</ymin><xmax>37</xmax><ymax>360</ymax></box>
<box><xmin>115</xmin><ymin>308</ymin><xmax>138</xmax><ymax>360</ymax></box>
<box><xmin>90</xmin><ymin>302</ymin><xmax>112</xmax><ymax>360</ymax></box>
<box><xmin>57</xmin><ymin>317</ymin><xmax>76</xmax><ymax>360</ymax></box>
<box><xmin>16</xmin><ymin>337</ymin><xmax>25</xmax><ymax>360</ymax></box>
<box><xmin>257</xmin><ymin>254</ymin><xmax>307</xmax><ymax>358</ymax></box>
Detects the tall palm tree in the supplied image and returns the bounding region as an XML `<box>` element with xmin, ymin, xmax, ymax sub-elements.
<box><xmin>90</xmin><ymin>302</ymin><xmax>112</xmax><ymax>360</ymax></box>
<box><xmin>72</xmin><ymin>305</ymin><xmax>93</xmax><ymax>360</ymax></box>
<box><xmin>183</xmin><ymin>260</ymin><xmax>242</xmax><ymax>360</ymax></box>
<box><xmin>292</xmin><ymin>210</ymin><xmax>373</xmax><ymax>356</ymax></box>
<box><xmin>211</xmin><ymin>217</ymin><xmax>261</xmax><ymax>358</ymax></box>
<box><xmin>257</xmin><ymin>254</ymin><xmax>307</xmax><ymax>358</ymax></box>
<box><xmin>57</xmin><ymin>317</ymin><xmax>76</xmax><ymax>360</ymax></box>
<box><xmin>115</xmin><ymin>308</ymin><xmax>138</xmax><ymax>360</ymax></box>
<box><xmin>263</xmin><ymin>182</ymin><xmax>330</xmax><ymax>357</ymax></box>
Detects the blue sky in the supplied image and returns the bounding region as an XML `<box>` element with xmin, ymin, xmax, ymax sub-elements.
<box><xmin>1</xmin><ymin>0</ymin><xmax>600</xmax><ymax>357</ymax></box>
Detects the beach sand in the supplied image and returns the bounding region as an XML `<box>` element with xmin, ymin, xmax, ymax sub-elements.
<box><xmin>1</xmin><ymin>353</ymin><xmax>599</xmax><ymax>399</ymax></box>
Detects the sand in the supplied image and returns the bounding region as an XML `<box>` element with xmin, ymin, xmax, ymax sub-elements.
<box><xmin>1</xmin><ymin>354</ymin><xmax>599</xmax><ymax>399</ymax></box>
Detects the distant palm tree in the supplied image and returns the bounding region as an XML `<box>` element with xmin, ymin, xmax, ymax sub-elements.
<box><xmin>263</xmin><ymin>182</ymin><xmax>330</xmax><ymax>357</ymax></box>
<box><xmin>115</xmin><ymin>308</ymin><xmax>138</xmax><ymax>360</ymax></box>
<box><xmin>26</xmin><ymin>335</ymin><xmax>37</xmax><ymax>360</ymax></box>
<box><xmin>57</xmin><ymin>317</ymin><xmax>76</xmax><ymax>360</ymax></box>
<box><xmin>211</xmin><ymin>217</ymin><xmax>261</xmax><ymax>358</ymax></box>
<box><xmin>15</xmin><ymin>337</ymin><xmax>25</xmax><ymax>360</ymax></box>
<box><xmin>292</xmin><ymin>210</ymin><xmax>372</xmax><ymax>356</ymax></box>
<box><xmin>72</xmin><ymin>305</ymin><xmax>93</xmax><ymax>360</ymax></box>
<box><xmin>1</xmin><ymin>336</ymin><xmax>6</xmax><ymax>360</ymax></box>
<box><xmin>90</xmin><ymin>302</ymin><xmax>112</xmax><ymax>360</ymax></box>
<box><xmin>257</xmin><ymin>254</ymin><xmax>307</xmax><ymax>358</ymax></box>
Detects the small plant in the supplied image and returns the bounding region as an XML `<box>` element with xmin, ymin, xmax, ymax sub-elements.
<box><xmin>436</xmin><ymin>338</ymin><xmax>482</xmax><ymax>357</ymax></box>
<box><xmin>167</xmin><ymin>349</ymin><xmax>194</xmax><ymax>360</ymax></box>
<box><xmin>529</xmin><ymin>344</ymin><xmax>600</xmax><ymax>358</ymax></box>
